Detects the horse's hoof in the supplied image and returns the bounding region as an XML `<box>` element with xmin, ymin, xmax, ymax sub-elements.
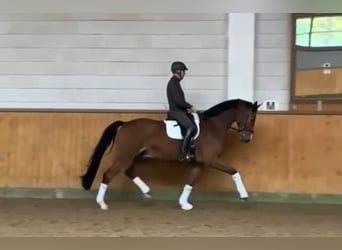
<box><xmin>180</xmin><ymin>202</ymin><xmax>193</xmax><ymax>211</ymax></box>
<box><xmin>143</xmin><ymin>193</ymin><xmax>151</xmax><ymax>201</ymax></box>
<box><xmin>240</xmin><ymin>197</ymin><xmax>248</xmax><ymax>202</ymax></box>
<box><xmin>98</xmin><ymin>202</ymin><xmax>108</xmax><ymax>210</ymax></box>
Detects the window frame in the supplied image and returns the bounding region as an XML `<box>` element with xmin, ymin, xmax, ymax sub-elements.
<box><xmin>290</xmin><ymin>13</ymin><xmax>342</xmax><ymax>107</ymax></box>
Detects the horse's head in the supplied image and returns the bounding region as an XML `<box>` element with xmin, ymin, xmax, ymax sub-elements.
<box><xmin>235</xmin><ymin>101</ymin><xmax>261</xmax><ymax>143</ymax></box>
<box><xmin>201</xmin><ymin>99</ymin><xmax>262</xmax><ymax>143</ymax></box>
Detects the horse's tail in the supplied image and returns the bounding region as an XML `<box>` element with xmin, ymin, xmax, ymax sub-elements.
<box><xmin>81</xmin><ymin>120</ymin><xmax>124</xmax><ymax>190</ymax></box>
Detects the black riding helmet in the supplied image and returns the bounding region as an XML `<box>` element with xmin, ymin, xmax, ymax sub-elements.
<box><xmin>171</xmin><ymin>61</ymin><xmax>188</xmax><ymax>73</ymax></box>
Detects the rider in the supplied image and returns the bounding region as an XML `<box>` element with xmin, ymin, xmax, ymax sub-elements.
<box><xmin>166</xmin><ymin>61</ymin><xmax>197</xmax><ymax>161</ymax></box>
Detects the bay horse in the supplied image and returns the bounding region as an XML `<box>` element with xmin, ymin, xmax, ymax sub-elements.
<box><xmin>81</xmin><ymin>99</ymin><xmax>261</xmax><ymax>211</ymax></box>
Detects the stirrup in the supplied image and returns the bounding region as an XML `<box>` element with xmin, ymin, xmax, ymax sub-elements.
<box><xmin>187</xmin><ymin>153</ymin><xmax>196</xmax><ymax>159</ymax></box>
<box><xmin>178</xmin><ymin>152</ymin><xmax>196</xmax><ymax>162</ymax></box>
<box><xmin>177</xmin><ymin>153</ymin><xmax>187</xmax><ymax>161</ymax></box>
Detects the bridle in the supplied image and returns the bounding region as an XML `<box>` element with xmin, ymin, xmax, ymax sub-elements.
<box><xmin>229</xmin><ymin>110</ymin><xmax>255</xmax><ymax>134</ymax></box>
<box><xmin>229</xmin><ymin>126</ymin><xmax>254</xmax><ymax>134</ymax></box>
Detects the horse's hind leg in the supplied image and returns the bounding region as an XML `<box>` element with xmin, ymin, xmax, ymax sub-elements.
<box><xmin>96</xmin><ymin>160</ymin><xmax>131</xmax><ymax>210</ymax></box>
<box><xmin>125</xmin><ymin>164</ymin><xmax>151</xmax><ymax>200</ymax></box>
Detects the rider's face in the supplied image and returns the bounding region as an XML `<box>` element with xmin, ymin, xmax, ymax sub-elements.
<box><xmin>174</xmin><ymin>70</ymin><xmax>186</xmax><ymax>80</ymax></box>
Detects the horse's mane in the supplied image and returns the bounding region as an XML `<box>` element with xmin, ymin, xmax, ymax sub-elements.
<box><xmin>200</xmin><ymin>99</ymin><xmax>255</xmax><ymax>119</ymax></box>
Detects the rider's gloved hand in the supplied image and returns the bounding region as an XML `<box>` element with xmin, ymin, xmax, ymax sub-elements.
<box><xmin>190</xmin><ymin>106</ymin><xmax>197</xmax><ymax>113</ymax></box>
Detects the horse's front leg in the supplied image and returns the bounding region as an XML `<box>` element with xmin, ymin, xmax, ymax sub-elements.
<box><xmin>178</xmin><ymin>166</ymin><xmax>201</xmax><ymax>211</ymax></box>
<box><xmin>212</xmin><ymin>163</ymin><xmax>248</xmax><ymax>201</ymax></box>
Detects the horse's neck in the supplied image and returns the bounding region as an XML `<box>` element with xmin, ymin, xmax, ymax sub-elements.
<box><xmin>208</xmin><ymin>109</ymin><xmax>237</xmax><ymax>131</ymax></box>
<box><xmin>219</xmin><ymin>109</ymin><xmax>237</xmax><ymax>128</ymax></box>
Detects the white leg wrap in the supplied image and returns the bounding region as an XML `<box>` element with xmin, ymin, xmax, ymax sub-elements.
<box><xmin>96</xmin><ymin>183</ymin><xmax>107</xmax><ymax>203</ymax></box>
<box><xmin>133</xmin><ymin>177</ymin><xmax>150</xmax><ymax>194</ymax></box>
<box><xmin>96</xmin><ymin>183</ymin><xmax>108</xmax><ymax>210</ymax></box>
<box><xmin>178</xmin><ymin>184</ymin><xmax>193</xmax><ymax>211</ymax></box>
<box><xmin>232</xmin><ymin>172</ymin><xmax>248</xmax><ymax>198</ymax></box>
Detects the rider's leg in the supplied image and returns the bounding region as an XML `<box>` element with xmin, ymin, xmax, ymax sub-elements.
<box><xmin>173</xmin><ymin>112</ymin><xmax>196</xmax><ymax>161</ymax></box>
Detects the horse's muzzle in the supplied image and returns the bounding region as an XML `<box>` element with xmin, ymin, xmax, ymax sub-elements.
<box><xmin>240</xmin><ymin>132</ymin><xmax>253</xmax><ymax>143</ymax></box>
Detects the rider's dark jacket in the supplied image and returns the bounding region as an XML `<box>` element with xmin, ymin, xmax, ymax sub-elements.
<box><xmin>166</xmin><ymin>75</ymin><xmax>192</xmax><ymax>112</ymax></box>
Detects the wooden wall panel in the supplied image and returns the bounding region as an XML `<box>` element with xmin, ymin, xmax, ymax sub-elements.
<box><xmin>295</xmin><ymin>68</ymin><xmax>342</xmax><ymax>96</ymax></box>
<box><xmin>0</xmin><ymin>112</ymin><xmax>341</xmax><ymax>195</ymax></box>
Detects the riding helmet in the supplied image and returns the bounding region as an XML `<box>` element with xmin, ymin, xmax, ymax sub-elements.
<box><xmin>171</xmin><ymin>61</ymin><xmax>188</xmax><ymax>73</ymax></box>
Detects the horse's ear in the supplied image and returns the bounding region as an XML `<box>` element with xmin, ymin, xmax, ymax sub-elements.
<box><xmin>253</xmin><ymin>101</ymin><xmax>262</xmax><ymax>110</ymax></box>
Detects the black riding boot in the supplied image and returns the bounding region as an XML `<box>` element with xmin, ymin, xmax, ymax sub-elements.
<box><xmin>178</xmin><ymin>128</ymin><xmax>193</xmax><ymax>161</ymax></box>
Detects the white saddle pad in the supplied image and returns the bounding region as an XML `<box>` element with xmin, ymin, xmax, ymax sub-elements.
<box><xmin>163</xmin><ymin>113</ymin><xmax>200</xmax><ymax>140</ymax></box>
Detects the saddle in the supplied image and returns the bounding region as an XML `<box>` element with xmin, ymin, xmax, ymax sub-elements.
<box><xmin>163</xmin><ymin>112</ymin><xmax>200</xmax><ymax>140</ymax></box>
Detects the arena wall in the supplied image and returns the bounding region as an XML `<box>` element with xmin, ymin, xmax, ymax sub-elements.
<box><xmin>1</xmin><ymin>111</ymin><xmax>341</xmax><ymax>196</ymax></box>
<box><xmin>1</xmin><ymin>12</ymin><xmax>340</xmax><ymax>202</ymax></box>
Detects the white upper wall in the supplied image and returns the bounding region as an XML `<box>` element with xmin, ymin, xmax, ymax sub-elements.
<box><xmin>0</xmin><ymin>13</ymin><xmax>228</xmax><ymax>110</ymax></box>
<box><xmin>0</xmin><ymin>13</ymin><xmax>292</xmax><ymax>111</ymax></box>
<box><xmin>254</xmin><ymin>13</ymin><xmax>291</xmax><ymax>111</ymax></box>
